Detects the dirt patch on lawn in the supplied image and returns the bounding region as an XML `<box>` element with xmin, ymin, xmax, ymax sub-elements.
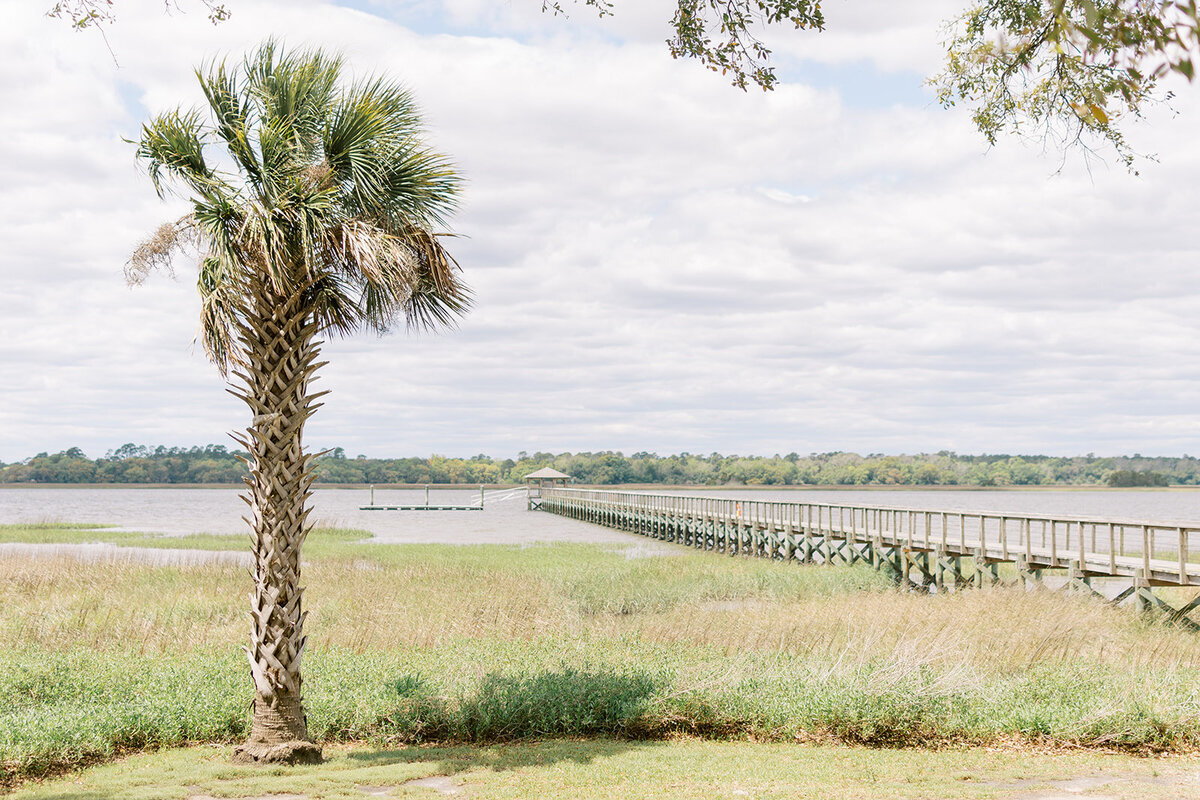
<box><xmin>980</xmin><ymin>770</ymin><xmax>1200</xmax><ymax>799</ymax></box>
<box><xmin>401</xmin><ymin>775</ymin><xmax>469</xmax><ymax>795</ymax></box>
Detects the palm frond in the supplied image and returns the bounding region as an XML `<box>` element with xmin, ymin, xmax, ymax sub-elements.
<box><xmin>192</xmin><ymin>194</ymin><xmax>245</xmax><ymax>268</ymax></box>
<box><xmin>322</xmin><ymin>218</ymin><xmax>400</xmax><ymax>284</ymax></box>
<box><xmin>305</xmin><ymin>273</ymin><xmax>360</xmax><ymax>336</ymax></box>
<box><xmin>135</xmin><ymin>109</ymin><xmax>224</xmax><ymax>199</ymax></box>
<box><xmin>379</xmin><ymin>146</ymin><xmax>462</xmax><ymax>230</ymax></box>
<box><xmin>403</xmin><ymin>273</ymin><xmax>472</xmax><ymax>332</ymax></box>
<box><xmin>324</xmin><ymin>92</ymin><xmax>393</xmax><ymax>212</ymax></box>
<box><xmin>196</xmin><ymin>254</ymin><xmax>243</xmax><ymax>374</ymax></box>
<box><xmin>397</xmin><ymin>228</ymin><xmax>471</xmax><ymax>332</ymax></box>
<box><xmin>196</xmin><ymin>59</ymin><xmax>262</xmax><ymax>189</ymax></box>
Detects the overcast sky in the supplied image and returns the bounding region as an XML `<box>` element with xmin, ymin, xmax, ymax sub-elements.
<box><xmin>1</xmin><ymin>0</ymin><xmax>1198</xmax><ymax>462</ymax></box>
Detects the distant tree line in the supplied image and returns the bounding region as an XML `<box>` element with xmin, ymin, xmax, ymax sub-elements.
<box><xmin>0</xmin><ymin>444</ymin><xmax>246</xmax><ymax>484</ymax></box>
<box><xmin>1</xmin><ymin>446</ymin><xmax>1197</xmax><ymax>487</ymax></box>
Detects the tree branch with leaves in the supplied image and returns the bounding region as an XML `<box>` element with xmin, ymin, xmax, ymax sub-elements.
<box><xmin>48</xmin><ymin>0</ymin><xmax>229</xmax><ymax>28</ymax></box>
<box><xmin>56</xmin><ymin>1</ymin><xmax>1199</xmax><ymax>165</ymax></box>
<box><xmin>930</xmin><ymin>1</ymin><xmax>1199</xmax><ymax>170</ymax></box>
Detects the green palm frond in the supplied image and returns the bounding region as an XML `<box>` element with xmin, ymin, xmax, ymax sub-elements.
<box><xmin>380</xmin><ymin>147</ymin><xmax>461</xmax><ymax>230</ymax></box>
<box><xmin>196</xmin><ymin>61</ymin><xmax>262</xmax><ymax>188</ymax></box>
<box><xmin>403</xmin><ymin>278</ymin><xmax>472</xmax><ymax>332</ymax></box>
<box><xmin>135</xmin><ymin>109</ymin><xmax>223</xmax><ymax>199</ymax></box>
<box><xmin>306</xmin><ymin>273</ymin><xmax>360</xmax><ymax>336</ymax></box>
<box><xmin>191</xmin><ymin>194</ymin><xmax>244</xmax><ymax>268</ymax></box>
<box><xmin>247</xmin><ymin>44</ymin><xmax>342</xmax><ymax>193</ymax></box>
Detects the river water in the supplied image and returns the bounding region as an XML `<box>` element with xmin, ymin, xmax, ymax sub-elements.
<box><xmin>2</xmin><ymin>486</ymin><xmax>1199</xmax><ymax>543</ymax></box>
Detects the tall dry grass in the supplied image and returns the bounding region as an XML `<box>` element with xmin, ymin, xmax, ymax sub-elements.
<box><xmin>5</xmin><ymin>538</ymin><xmax>1196</xmax><ymax>674</ymax></box>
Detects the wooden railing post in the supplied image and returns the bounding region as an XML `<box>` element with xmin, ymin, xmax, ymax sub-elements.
<box><xmin>1078</xmin><ymin>521</ymin><xmax>1086</xmax><ymax>569</ymax></box>
<box><xmin>1180</xmin><ymin>527</ymin><xmax>1188</xmax><ymax>585</ymax></box>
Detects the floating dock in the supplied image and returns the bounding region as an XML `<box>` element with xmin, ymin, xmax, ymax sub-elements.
<box><xmin>361</xmin><ymin>503</ymin><xmax>483</xmax><ymax>511</ymax></box>
<box><xmin>360</xmin><ymin>485</ymin><xmax>484</xmax><ymax>511</ymax></box>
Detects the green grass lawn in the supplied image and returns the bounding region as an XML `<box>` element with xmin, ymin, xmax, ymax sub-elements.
<box><xmin>9</xmin><ymin>740</ymin><xmax>1200</xmax><ymax>800</ymax></box>
<box><xmin>2</xmin><ymin>523</ymin><xmax>1200</xmax><ymax>793</ymax></box>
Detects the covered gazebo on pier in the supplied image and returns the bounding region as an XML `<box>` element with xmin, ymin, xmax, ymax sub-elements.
<box><xmin>524</xmin><ymin>467</ymin><xmax>572</xmax><ymax>510</ymax></box>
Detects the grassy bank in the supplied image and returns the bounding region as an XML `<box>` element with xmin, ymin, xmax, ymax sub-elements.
<box><xmin>2</xmin><ymin>524</ymin><xmax>1200</xmax><ymax>788</ymax></box>
<box><xmin>0</xmin><ymin>523</ymin><xmax>251</xmax><ymax>551</ymax></box>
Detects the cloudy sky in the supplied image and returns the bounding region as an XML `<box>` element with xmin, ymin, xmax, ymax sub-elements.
<box><xmin>1</xmin><ymin>0</ymin><xmax>1198</xmax><ymax>462</ymax></box>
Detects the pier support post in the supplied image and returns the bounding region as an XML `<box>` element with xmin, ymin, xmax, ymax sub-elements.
<box><xmin>935</xmin><ymin>552</ymin><xmax>964</xmax><ymax>591</ymax></box>
<box><xmin>1067</xmin><ymin>560</ymin><xmax>1092</xmax><ymax>594</ymax></box>
<box><xmin>873</xmin><ymin>538</ymin><xmax>901</xmax><ymax>584</ymax></box>
<box><xmin>1016</xmin><ymin>555</ymin><xmax>1043</xmax><ymax>590</ymax></box>
<box><xmin>913</xmin><ymin>551</ymin><xmax>935</xmax><ymax>590</ymax></box>
<box><xmin>973</xmin><ymin>551</ymin><xmax>997</xmax><ymax>588</ymax></box>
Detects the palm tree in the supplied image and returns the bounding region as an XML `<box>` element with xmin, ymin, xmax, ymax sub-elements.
<box><xmin>129</xmin><ymin>41</ymin><xmax>468</xmax><ymax>764</ymax></box>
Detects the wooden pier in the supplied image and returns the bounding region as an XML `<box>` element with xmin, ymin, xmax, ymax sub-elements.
<box><xmin>538</xmin><ymin>488</ymin><xmax>1200</xmax><ymax>628</ymax></box>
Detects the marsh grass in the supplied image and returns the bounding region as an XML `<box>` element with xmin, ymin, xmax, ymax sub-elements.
<box><xmin>0</xmin><ymin>523</ymin><xmax>244</xmax><ymax>551</ymax></box>
<box><xmin>2</xmin><ymin>525</ymin><xmax>1200</xmax><ymax>787</ymax></box>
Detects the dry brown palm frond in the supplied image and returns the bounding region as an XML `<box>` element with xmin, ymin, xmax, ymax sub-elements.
<box><xmin>403</xmin><ymin>227</ymin><xmax>463</xmax><ymax>297</ymax></box>
<box><xmin>196</xmin><ymin>254</ymin><xmax>249</xmax><ymax>376</ymax></box>
<box><xmin>327</xmin><ymin>219</ymin><xmax>406</xmax><ymax>285</ymax></box>
<box><xmin>391</xmin><ymin>226</ymin><xmax>469</xmax><ymax>330</ymax></box>
<box><xmin>126</xmin><ymin>215</ymin><xmax>200</xmax><ymax>285</ymax></box>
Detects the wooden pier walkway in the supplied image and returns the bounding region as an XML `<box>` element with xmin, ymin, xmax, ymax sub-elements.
<box><xmin>538</xmin><ymin>488</ymin><xmax>1200</xmax><ymax>627</ymax></box>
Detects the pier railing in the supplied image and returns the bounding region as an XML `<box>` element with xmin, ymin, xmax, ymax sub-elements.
<box><xmin>538</xmin><ymin>489</ymin><xmax>1200</xmax><ymax>596</ymax></box>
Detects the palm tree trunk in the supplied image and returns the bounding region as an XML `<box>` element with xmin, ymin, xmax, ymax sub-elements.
<box><xmin>230</xmin><ymin>282</ymin><xmax>325</xmax><ymax>765</ymax></box>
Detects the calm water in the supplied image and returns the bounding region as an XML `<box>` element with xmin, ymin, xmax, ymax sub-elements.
<box><xmin>2</xmin><ymin>486</ymin><xmax>1199</xmax><ymax>542</ymax></box>
<box><xmin>0</xmin><ymin>486</ymin><xmax>624</xmax><ymax>545</ymax></box>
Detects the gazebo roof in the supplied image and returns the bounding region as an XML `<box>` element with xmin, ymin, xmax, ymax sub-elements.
<box><xmin>524</xmin><ymin>467</ymin><xmax>572</xmax><ymax>480</ymax></box>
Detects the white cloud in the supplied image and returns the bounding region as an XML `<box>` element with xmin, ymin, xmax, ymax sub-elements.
<box><xmin>0</xmin><ymin>0</ymin><xmax>1198</xmax><ymax>463</ymax></box>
